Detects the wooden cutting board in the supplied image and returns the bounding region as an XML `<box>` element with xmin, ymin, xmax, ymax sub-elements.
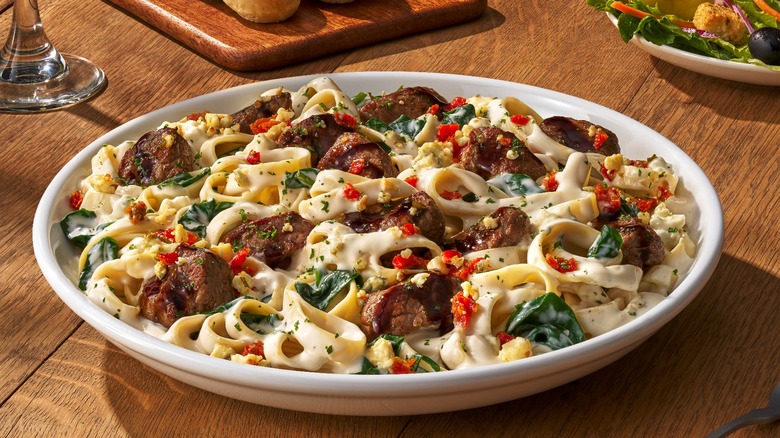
<box><xmin>106</xmin><ymin>0</ymin><xmax>488</xmax><ymax>71</ymax></box>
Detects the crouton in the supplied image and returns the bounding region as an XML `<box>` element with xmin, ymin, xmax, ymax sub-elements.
<box><xmin>693</xmin><ymin>3</ymin><xmax>749</xmax><ymax>45</ymax></box>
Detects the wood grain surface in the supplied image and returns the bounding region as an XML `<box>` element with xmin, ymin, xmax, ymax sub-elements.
<box><xmin>1</xmin><ymin>0</ymin><xmax>780</xmax><ymax>436</ymax></box>
<box><xmin>104</xmin><ymin>0</ymin><xmax>487</xmax><ymax>71</ymax></box>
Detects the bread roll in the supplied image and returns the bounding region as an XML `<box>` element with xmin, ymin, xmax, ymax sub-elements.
<box><xmin>223</xmin><ymin>0</ymin><xmax>301</xmax><ymax>23</ymax></box>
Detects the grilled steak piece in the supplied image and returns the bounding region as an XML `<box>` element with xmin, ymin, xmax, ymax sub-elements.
<box><xmin>342</xmin><ymin>191</ymin><xmax>445</xmax><ymax>243</ymax></box>
<box><xmin>139</xmin><ymin>244</ymin><xmax>235</xmax><ymax>328</ymax></box>
<box><xmin>317</xmin><ymin>132</ymin><xmax>398</xmax><ymax>179</ymax></box>
<box><xmin>360</xmin><ymin>272</ymin><xmax>462</xmax><ymax>340</ymax></box>
<box><xmin>277</xmin><ymin>113</ymin><xmax>354</xmax><ymax>166</ymax></box>
<box><xmin>450</xmin><ymin>207</ymin><xmax>530</xmax><ymax>253</ymax></box>
<box><xmin>358</xmin><ymin>86</ymin><xmax>448</xmax><ymax>124</ymax></box>
<box><xmin>231</xmin><ymin>91</ymin><xmax>292</xmax><ymax>134</ymax></box>
<box><xmin>540</xmin><ymin>116</ymin><xmax>621</xmax><ymax>156</ymax></box>
<box><xmin>221</xmin><ymin>211</ymin><xmax>314</xmax><ymax>270</ymax></box>
<box><xmin>118</xmin><ymin>127</ymin><xmax>195</xmax><ymax>187</ymax></box>
<box><xmin>460</xmin><ymin>126</ymin><xmax>547</xmax><ymax>180</ymax></box>
<box><xmin>611</xmin><ymin>217</ymin><xmax>665</xmax><ymax>269</ymax></box>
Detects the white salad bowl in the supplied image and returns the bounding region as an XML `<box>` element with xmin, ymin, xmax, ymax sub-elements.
<box><xmin>33</xmin><ymin>72</ymin><xmax>724</xmax><ymax>415</ymax></box>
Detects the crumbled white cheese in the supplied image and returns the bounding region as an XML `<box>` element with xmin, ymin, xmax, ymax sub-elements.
<box><xmin>282</xmin><ymin>222</ymin><xmax>294</xmax><ymax>232</ymax></box>
<box><xmin>499</xmin><ymin>337</ymin><xmax>532</xmax><ymax>362</ymax></box>
<box><xmin>377</xmin><ymin>191</ymin><xmax>391</xmax><ymax>204</ymax></box>
<box><xmin>154</xmin><ymin>261</ymin><xmax>168</xmax><ymax>279</ymax></box>
<box><xmin>604</xmin><ymin>153</ymin><xmax>624</xmax><ymax>171</ymax></box>
<box><xmin>413</xmin><ymin>141</ymin><xmax>453</xmax><ymax>170</ymax></box>
<box><xmin>210</xmin><ymin>343</ymin><xmax>235</xmax><ymax>359</ymax></box>
<box><xmin>231</xmin><ymin>353</ymin><xmax>270</xmax><ymax>366</ymax></box>
<box><xmin>506</xmin><ymin>149</ymin><xmax>519</xmax><ymax>160</ymax></box>
<box><xmin>482</xmin><ymin>216</ymin><xmax>499</xmax><ymax>229</ymax></box>
<box><xmin>232</xmin><ymin>271</ymin><xmax>255</xmax><ymax>295</ymax></box>
<box><xmin>400</xmin><ymin>248</ymin><xmax>413</xmax><ymax>259</ymax></box>
<box><xmin>365</xmin><ymin>337</ymin><xmax>395</xmax><ymax>371</ymax></box>
<box><xmin>461</xmin><ymin>281</ymin><xmax>479</xmax><ymax>300</ymax></box>
<box><xmin>85</xmin><ymin>174</ymin><xmax>118</xmax><ymax>194</ymax></box>
<box><xmin>410</xmin><ymin>273</ymin><xmax>430</xmax><ymax>288</ymax></box>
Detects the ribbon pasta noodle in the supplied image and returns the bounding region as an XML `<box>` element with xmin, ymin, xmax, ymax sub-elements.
<box><xmin>60</xmin><ymin>77</ymin><xmax>698</xmax><ymax>375</ymax></box>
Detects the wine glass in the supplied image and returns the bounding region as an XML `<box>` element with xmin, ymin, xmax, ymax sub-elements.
<box><xmin>0</xmin><ymin>0</ymin><xmax>106</xmax><ymax>112</ymax></box>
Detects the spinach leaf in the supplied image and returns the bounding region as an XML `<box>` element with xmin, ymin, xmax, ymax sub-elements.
<box><xmin>461</xmin><ymin>192</ymin><xmax>479</xmax><ymax>203</ymax></box>
<box><xmin>620</xmin><ymin>197</ymin><xmax>639</xmax><ymax>217</ymax></box>
<box><xmin>488</xmin><ymin>173</ymin><xmax>545</xmax><ymax>196</ymax></box>
<box><xmin>283</xmin><ymin>168</ymin><xmax>320</xmax><ymax>189</ymax></box>
<box><xmin>441</xmin><ymin>103</ymin><xmax>476</xmax><ymax>127</ymax></box>
<box><xmin>156</xmin><ymin>168</ymin><xmax>210</xmax><ymax>188</ymax></box>
<box><xmin>505</xmin><ymin>293</ymin><xmax>585</xmax><ymax>350</ymax></box>
<box><xmin>78</xmin><ymin>237</ymin><xmax>119</xmax><ymax>290</ymax></box>
<box><xmin>179</xmin><ymin>199</ymin><xmax>233</xmax><ymax>238</ymax></box>
<box><xmin>587</xmin><ymin>225</ymin><xmax>623</xmax><ymax>259</ymax></box>
<box><xmin>364</xmin><ymin>118</ymin><xmax>389</xmax><ymax>133</ymax></box>
<box><xmin>60</xmin><ymin>209</ymin><xmax>114</xmax><ymax>249</ymax></box>
<box><xmin>294</xmin><ymin>269</ymin><xmax>363</xmax><ymax>311</ymax></box>
<box><xmin>357</xmin><ymin>358</ymin><xmax>381</xmax><ymax>375</ymax></box>
<box><xmin>240</xmin><ymin>312</ymin><xmax>281</xmax><ymax>334</ymax></box>
<box><xmin>388</xmin><ymin>115</ymin><xmax>426</xmax><ymax>140</ymax></box>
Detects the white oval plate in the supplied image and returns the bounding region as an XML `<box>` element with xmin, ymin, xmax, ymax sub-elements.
<box><xmin>33</xmin><ymin>72</ymin><xmax>723</xmax><ymax>415</ymax></box>
<box><xmin>608</xmin><ymin>14</ymin><xmax>780</xmax><ymax>86</ymax></box>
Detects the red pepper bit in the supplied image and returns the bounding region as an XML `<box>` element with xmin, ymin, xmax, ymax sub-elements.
<box><xmin>599</xmin><ymin>162</ymin><xmax>617</xmax><ymax>181</ymax></box>
<box><xmin>542</xmin><ymin>170</ymin><xmax>559</xmax><ymax>192</ymax></box>
<box><xmin>436</xmin><ymin>123</ymin><xmax>459</xmax><ymax>143</ymax></box>
<box><xmin>404</xmin><ymin>175</ymin><xmax>419</xmax><ymax>188</ymax></box>
<box><xmin>510</xmin><ymin>114</ymin><xmax>531</xmax><ymax>125</ymax></box>
<box><xmin>440</xmin><ymin>190</ymin><xmax>462</xmax><ymax>200</ymax></box>
<box><xmin>427</xmin><ymin>104</ymin><xmax>440</xmax><ymax>115</ymax></box>
<box><xmin>496</xmin><ymin>331</ymin><xmax>515</xmax><ymax>347</ymax></box>
<box><xmin>242</xmin><ymin>341</ymin><xmax>265</xmax><ymax>357</ymax></box>
<box><xmin>158</xmin><ymin>252</ymin><xmax>179</xmax><ymax>265</ymax></box>
<box><xmin>400</xmin><ymin>223</ymin><xmax>417</xmax><ymax>236</ymax></box>
<box><xmin>629</xmin><ymin>159</ymin><xmax>649</xmax><ymax>168</ymax></box>
<box><xmin>443</xmin><ymin>96</ymin><xmax>467</xmax><ymax>112</ymax></box>
<box><xmin>246</xmin><ymin>150</ymin><xmax>261</xmax><ymax>164</ymax></box>
<box><xmin>632</xmin><ymin>197</ymin><xmax>659</xmax><ymax>212</ymax></box>
<box><xmin>594</xmin><ymin>184</ymin><xmax>621</xmax><ymax>215</ymax></box>
<box><xmin>229</xmin><ymin>248</ymin><xmax>251</xmax><ymax>275</ymax></box>
<box><xmin>250</xmin><ymin>117</ymin><xmax>286</xmax><ymax>135</ymax></box>
<box><xmin>186</xmin><ymin>111</ymin><xmax>206</xmax><ymax>121</ymax></box>
<box><xmin>546</xmin><ymin>254</ymin><xmax>578</xmax><ymax>273</ymax></box>
<box><xmin>391</xmin><ymin>252</ymin><xmax>428</xmax><ymax>270</ymax></box>
<box><xmin>333</xmin><ymin>112</ymin><xmax>358</xmax><ymax>129</ymax></box>
<box><xmin>69</xmin><ymin>191</ymin><xmax>84</xmax><ymax>210</ymax></box>
<box><xmin>155</xmin><ymin>228</ymin><xmax>199</xmax><ymax>244</ymax></box>
<box><xmin>390</xmin><ymin>356</ymin><xmax>418</xmax><ymax>374</ymax></box>
<box><xmin>657</xmin><ymin>184</ymin><xmax>672</xmax><ymax>200</ymax></box>
<box><xmin>348</xmin><ymin>158</ymin><xmax>366</xmax><ymax>175</ymax></box>
<box><xmin>451</xmin><ymin>291</ymin><xmax>478</xmax><ymax>329</ymax></box>
<box><xmin>441</xmin><ymin>249</ymin><xmax>462</xmax><ymax>265</ymax></box>
<box><xmin>593</xmin><ymin>130</ymin><xmax>609</xmax><ymax>149</ymax></box>
<box><xmin>452</xmin><ymin>257</ymin><xmax>485</xmax><ymax>280</ymax></box>
<box><xmin>342</xmin><ymin>182</ymin><xmax>362</xmax><ymax>201</ymax></box>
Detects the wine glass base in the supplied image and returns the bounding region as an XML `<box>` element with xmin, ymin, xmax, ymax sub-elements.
<box><xmin>0</xmin><ymin>53</ymin><xmax>106</xmax><ymax>113</ymax></box>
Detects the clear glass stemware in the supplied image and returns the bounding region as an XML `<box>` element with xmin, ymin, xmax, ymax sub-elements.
<box><xmin>0</xmin><ymin>0</ymin><xmax>106</xmax><ymax>112</ymax></box>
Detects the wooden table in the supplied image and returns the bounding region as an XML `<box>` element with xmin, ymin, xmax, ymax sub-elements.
<box><xmin>2</xmin><ymin>0</ymin><xmax>779</xmax><ymax>436</ymax></box>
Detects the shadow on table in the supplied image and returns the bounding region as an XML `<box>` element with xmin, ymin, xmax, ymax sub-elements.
<box><xmin>651</xmin><ymin>61</ymin><xmax>780</xmax><ymax>124</ymax></box>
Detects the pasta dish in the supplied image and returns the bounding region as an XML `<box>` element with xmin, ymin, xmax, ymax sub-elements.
<box><xmin>60</xmin><ymin>77</ymin><xmax>696</xmax><ymax>374</ymax></box>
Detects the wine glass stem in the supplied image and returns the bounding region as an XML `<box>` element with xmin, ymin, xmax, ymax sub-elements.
<box><xmin>0</xmin><ymin>0</ymin><xmax>67</xmax><ymax>84</ymax></box>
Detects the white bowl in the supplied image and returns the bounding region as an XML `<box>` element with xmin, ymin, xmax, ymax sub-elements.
<box><xmin>33</xmin><ymin>72</ymin><xmax>723</xmax><ymax>415</ymax></box>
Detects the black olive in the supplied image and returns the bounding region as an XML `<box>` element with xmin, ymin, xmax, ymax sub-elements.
<box><xmin>748</xmin><ymin>27</ymin><xmax>780</xmax><ymax>66</ymax></box>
